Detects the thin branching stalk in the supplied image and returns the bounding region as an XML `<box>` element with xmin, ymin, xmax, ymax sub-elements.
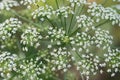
<box><xmin>55</xmin><ymin>0</ymin><xmax>64</xmax><ymax>28</ymax></box>
<box><xmin>68</xmin><ymin>4</ymin><xmax>76</xmax><ymax>35</ymax></box>
<box><xmin>70</xmin><ymin>4</ymin><xmax>85</xmax><ymax>36</ymax></box>
<box><xmin>11</xmin><ymin>10</ymin><xmax>41</xmax><ymax>28</ymax></box>
<box><xmin>95</xmin><ymin>20</ymin><xmax>109</xmax><ymax>28</ymax></box>
<box><xmin>45</xmin><ymin>16</ymin><xmax>56</xmax><ymax>28</ymax></box>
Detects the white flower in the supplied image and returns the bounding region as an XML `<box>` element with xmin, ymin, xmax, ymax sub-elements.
<box><xmin>47</xmin><ymin>45</ymin><xmax>52</xmax><ymax>48</ymax></box>
<box><xmin>111</xmin><ymin>73</ymin><xmax>115</xmax><ymax>77</ymax></box>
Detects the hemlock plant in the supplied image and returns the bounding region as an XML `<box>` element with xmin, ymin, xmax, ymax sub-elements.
<box><xmin>0</xmin><ymin>0</ymin><xmax>120</xmax><ymax>80</ymax></box>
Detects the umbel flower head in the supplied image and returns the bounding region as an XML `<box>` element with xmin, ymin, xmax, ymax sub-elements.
<box><xmin>0</xmin><ymin>0</ymin><xmax>120</xmax><ymax>80</ymax></box>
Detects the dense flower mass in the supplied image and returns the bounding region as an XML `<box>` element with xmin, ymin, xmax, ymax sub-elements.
<box><xmin>16</xmin><ymin>57</ymin><xmax>47</xmax><ymax>80</ymax></box>
<box><xmin>0</xmin><ymin>0</ymin><xmax>120</xmax><ymax>80</ymax></box>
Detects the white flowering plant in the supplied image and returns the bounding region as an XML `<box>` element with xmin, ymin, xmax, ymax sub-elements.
<box><xmin>0</xmin><ymin>0</ymin><xmax>120</xmax><ymax>80</ymax></box>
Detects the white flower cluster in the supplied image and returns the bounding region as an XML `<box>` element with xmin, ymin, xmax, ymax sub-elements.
<box><xmin>88</xmin><ymin>2</ymin><xmax>120</xmax><ymax>26</ymax></box>
<box><xmin>91</xmin><ymin>29</ymin><xmax>113</xmax><ymax>49</ymax></box>
<box><xmin>68</xmin><ymin>0</ymin><xmax>87</xmax><ymax>7</ymax></box>
<box><xmin>76</xmin><ymin>54</ymin><xmax>100</xmax><ymax>80</ymax></box>
<box><xmin>50</xmin><ymin>47</ymin><xmax>72</xmax><ymax>72</ymax></box>
<box><xmin>70</xmin><ymin>29</ymin><xmax>117</xmax><ymax>79</ymax></box>
<box><xmin>46</xmin><ymin>27</ymin><xmax>67</xmax><ymax>47</ymax></box>
<box><xmin>0</xmin><ymin>0</ymin><xmax>19</xmax><ymax>10</ymax></box>
<box><xmin>55</xmin><ymin>6</ymin><xmax>74</xmax><ymax>18</ymax></box>
<box><xmin>0</xmin><ymin>51</ymin><xmax>18</xmax><ymax>79</ymax></box>
<box><xmin>46</xmin><ymin>27</ymin><xmax>74</xmax><ymax>72</ymax></box>
<box><xmin>71</xmin><ymin>32</ymin><xmax>91</xmax><ymax>53</ymax></box>
<box><xmin>32</xmin><ymin>5</ymin><xmax>53</xmax><ymax>20</ymax></box>
<box><xmin>0</xmin><ymin>18</ymin><xmax>22</xmax><ymax>40</ymax></box>
<box><xmin>21</xmin><ymin>27</ymin><xmax>42</xmax><ymax>51</ymax></box>
<box><xmin>104</xmin><ymin>48</ymin><xmax>120</xmax><ymax>77</ymax></box>
<box><xmin>32</xmin><ymin>5</ymin><xmax>74</xmax><ymax>21</ymax></box>
<box><xmin>17</xmin><ymin>57</ymin><xmax>46</xmax><ymax>80</ymax></box>
<box><xmin>76</xmin><ymin>15</ymin><xmax>94</xmax><ymax>28</ymax></box>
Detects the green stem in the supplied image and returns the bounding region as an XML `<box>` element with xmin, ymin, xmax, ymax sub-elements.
<box><xmin>70</xmin><ymin>44</ymin><xmax>82</xmax><ymax>59</ymax></box>
<box><xmin>55</xmin><ymin>0</ymin><xmax>63</xmax><ymax>28</ymax></box>
<box><xmin>81</xmin><ymin>74</ymin><xmax>85</xmax><ymax>80</ymax></box>
<box><xmin>16</xmin><ymin>38</ymin><xmax>25</xmax><ymax>58</ymax></box>
<box><xmin>64</xmin><ymin>17</ymin><xmax>67</xmax><ymax>35</ymax></box>
<box><xmin>70</xmin><ymin>4</ymin><xmax>85</xmax><ymax>36</ymax></box>
<box><xmin>70</xmin><ymin>28</ymin><xmax>79</xmax><ymax>36</ymax></box>
<box><xmin>46</xmin><ymin>16</ymin><xmax>56</xmax><ymax>27</ymax></box>
<box><xmin>68</xmin><ymin>14</ymin><xmax>74</xmax><ymax>34</ymax></box>
<box><xmin>87</xmin><ymin>20</ymin><xmax>109</xmax><ymax>34</ymax></box>
<box><xmin>70</xmin><ymin>20</ymin><xmax>108</xmax><ymax>36</ymax></box>
<box><xmin>68</xmin><ymin>4</ymin><xmax>76</xmax><ymax>35</ymax></box>
<box><xmin>95</xmin><ymin>20</ymin><xmax>109</xmax><ymax>28</ymax></box>
<box><xmin>15</xmin><ymin>53</ymin><xmax>38</xmax><ymax>63</ymax></box>
<box><xmin>77</xmin><ymin>4</ymin><xmax>85</xmax><ymax>16</ymax></box>
<box><xmin>11</xmin><ymin>10</ymin><xmax>40</xmax><ymax>28</ymax></box>
<box><xmin>55</xmin><ymin>0</ymin><xmax>59</xmax><ymax>9</ymax></box>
